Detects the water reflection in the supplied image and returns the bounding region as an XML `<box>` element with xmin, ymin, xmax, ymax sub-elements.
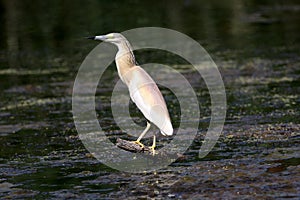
<box><xmin>1</xmin><ymin>0</ymin><xmax>300</xmax><ymax>68</ymax></box>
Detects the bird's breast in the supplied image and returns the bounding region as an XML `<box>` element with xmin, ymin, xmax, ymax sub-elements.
<box><xmin>119</xmin><ymin>66</ymin><xmax>173</xmax><ymax>135</ymax></box>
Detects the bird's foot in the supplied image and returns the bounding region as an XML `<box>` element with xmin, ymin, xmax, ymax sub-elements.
<box><xmin>149</xmin><ymin>146</ymin><xmax>156</xmax><ymax>156</ymax></box>
<box><xmin>133</xmin><ymin>140</ymin><xmax>145</xmax><ymax>149</ymax></box>
<box><xmin>149</xmin><ymin>135</ymin><xmax>156</xmax><ymax>156</ymax></box>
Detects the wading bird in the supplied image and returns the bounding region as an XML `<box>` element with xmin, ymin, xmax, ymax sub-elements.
<box><xmin>88</xmin><ymin>33</ymin><xmax>173</xmax><ymax>155</ymax></box>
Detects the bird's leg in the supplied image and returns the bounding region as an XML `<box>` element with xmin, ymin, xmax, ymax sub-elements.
<box><xmin>134</xmin><ymin>122</ymin><xmax>151</xmax><ymax>149</ymax></box>
<box><xmin>149</xmin><ymin>135</ymin><xmax>156</xmax><ymax>156</ymax></box>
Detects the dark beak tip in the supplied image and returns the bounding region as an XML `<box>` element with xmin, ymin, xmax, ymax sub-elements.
<box><xmin>86</xmin><ymin>36</ymin><xmax>95</xmax><ymax>40</ymax></box>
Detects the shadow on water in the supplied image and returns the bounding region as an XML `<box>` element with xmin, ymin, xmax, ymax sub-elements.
<box><xmin>0</xmin><ymin>0</ymin><xmax>300</xmax><ymax>199</ymax></box>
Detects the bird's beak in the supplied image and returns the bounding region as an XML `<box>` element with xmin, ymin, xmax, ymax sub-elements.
<box><xmin>86</xmin><ymin>35</ymin><xmax>106</xmax><ymax>41</ymax></box>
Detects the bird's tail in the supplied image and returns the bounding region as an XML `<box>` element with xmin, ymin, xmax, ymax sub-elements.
<box><xmin>160</xmin><ymin>120</ymin><xmax>173</xmax><ymax>136</ymax></box>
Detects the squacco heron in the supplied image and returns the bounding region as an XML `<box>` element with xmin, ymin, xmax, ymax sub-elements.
<box><xmin>88</xmin><ymin>33</ymin><xmax>173</xmax><ymax>155</ymax></box>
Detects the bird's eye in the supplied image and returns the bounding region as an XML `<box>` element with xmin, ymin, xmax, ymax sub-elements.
<box><xmin>106</xmin><ymin>34</ymin><xmax>114</xmax><ymax>39</ymax></box>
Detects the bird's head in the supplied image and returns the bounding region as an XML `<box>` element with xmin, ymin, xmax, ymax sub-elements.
<box><xmin>87</xmin><ymin>33</ymin><xmax>125</xmax><ymax>45</ymax></box>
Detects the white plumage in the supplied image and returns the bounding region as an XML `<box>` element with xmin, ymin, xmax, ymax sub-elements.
<box><xmin>89</xmin><ymin>33</ymin><xmax>173</xmax><ymax>154</ymax></box>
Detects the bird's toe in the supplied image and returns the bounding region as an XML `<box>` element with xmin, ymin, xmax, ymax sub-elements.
<box><xmin>133</xmin><ymin>140</ymin><xmax>145</xmax><ymax>149</ymax></box>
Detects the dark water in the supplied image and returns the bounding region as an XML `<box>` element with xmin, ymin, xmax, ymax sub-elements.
<box><xmin>0</xmin><ymin>0</ymin><xmax>300</xmax><ymax>199</ymax></box>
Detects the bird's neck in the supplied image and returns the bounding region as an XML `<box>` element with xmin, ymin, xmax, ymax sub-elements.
<box><xmin>115</xmin><ymin>41</ymin><xmax>137</xmax><ymax>82</ymax></box>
